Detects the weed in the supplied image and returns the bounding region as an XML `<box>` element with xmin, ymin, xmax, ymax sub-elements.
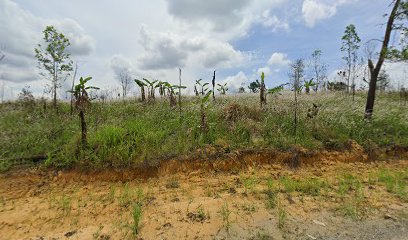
<box><xmin>60</xmin><ymin>195</ymin><xmax>72</xmax><ymax>216</ymax></box>
<box><xmin>280</xmin><ymin>176</ymin><xmax>326</xmax><ymax>196</ymax></box>
<box><xmin>242</xmin><ymin>176</ymin><xmax>258</xmax><ymax>194</ymax></box>
<box><xmin>277</xmin><ymin>199</ymin><xmax>286</xmax><ymax>229</ymax></box>
<box><xmin>242</xmin><ymin>203</ymin><xmax>257</xmax><ymax>214</ymax></box>
<box><xmin>377</xmin><ymin>168</ymin><xmax>407</xmax><ymax>201</ymax></box>
<box><xmin>131</xmin><ymin>203</ymin><xmax>142</xmax><ymax>235</ymax></box>
<box><xmin>265</xmin><ymin>178</ymin><xmax>277</xmax><ymax>209</ymax></box>
<box><xmin>166</xmin><ymin>177</ymin><xmax>180</xmax><ymax>189</ymax></box>
<box><xmin>220</xmin><ymin>201</ymin><xmax>232</xmax><ymax>232</ymax></box>
<box><xmin>337</xmin><ymin>173</ymin><xmax>366</xmax><ymax>219</ymax></box>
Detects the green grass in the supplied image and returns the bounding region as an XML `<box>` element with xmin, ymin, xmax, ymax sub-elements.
<box><xmin>1</xmin><ymin>92</ymin><xmax>407</xmax><ymax>169</ymax></box>
<box><xmin>376</xmin><ymin>168</ymin><xmax>408</xmax><ymax>201</ymax></box>
<box><xmin>279</xmin><ymin>176</ymin><xmax>327</xmax><ymax>196</ymax></box>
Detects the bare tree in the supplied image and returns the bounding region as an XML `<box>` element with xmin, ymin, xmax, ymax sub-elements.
<box><xmin>310</xmin><ymin>49</ymin><xmax>328</xmax><ymax>92</ymax></box>
<box><xmin>70</xmin><ymin>62</ymin><xmax>78</xmax><ymax>115</ymax></box>
<box><xmin>289</xmin><ymin>59</ymin><xmax>305</xmax><ymax>144</ymax></box>
<box><xmin>365</xmin><ymin>0</ymin><xmax>407</xmax><ymax>118</ymax></box>
<box><xmin>0</xmin><ymin>49</ymin><xmax>5</xmax><ymax>103</ymax></box>
<box><xmin>117</xmin><ymin>69</ymin><xmax>132</xmax><ymax>99</ymax></box>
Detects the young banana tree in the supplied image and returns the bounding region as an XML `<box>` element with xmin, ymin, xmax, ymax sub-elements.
<box><xmin>217</xmin><ymin>83</ymin><xmax>228</xmax><ymax>95</ymax></box>
<box><xmin>195</xmin><ymin>79</ymin><xmax>209</xmax><ymax>95</ymax></box>
<box><xmin>200</xmin><ymin>90</ymin><xmax>212</xmax><ymax>134</ymax></box>
<box><xmin>260</xmin><ymin>72</ymin><xmax>267</xmax><ymax>107</ymax></box>
<box><xmin>304</xmin><ymin>78</ymin><xmax>316</xmax><ymax>94</ymax></box>
<box><xmin>163</xmin><ymin>82</ymin><xmax>186</xmax><ymax>108</ymax></box>
<box><xmin>143</xmin><ymin>78</ymin><xmax>159</xmax><ymax>101</ymax></box>
<box><xmin>134</xmin><ymin>79</ymin><xmax>147</xmax><ymax>102</ymax></box>
<box><xmin>68</xmin><ymin>77</ymin><xmax>99</xmax><ymax>147</ymax></box>
<box><xmin>268</xmin><ymin>83</ymin><xmax>288</xmax><ymax>97</ymax></box>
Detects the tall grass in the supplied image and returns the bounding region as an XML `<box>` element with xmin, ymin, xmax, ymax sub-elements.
<box><xmin>0</xmin><ymin>91</ymin><xmax>407</xmax><ymax>169</ymax></box>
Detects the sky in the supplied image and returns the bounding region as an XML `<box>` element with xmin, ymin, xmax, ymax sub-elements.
<box><xmin>0</xmin><ymin>0</ymin><xmax>406</xmax><ymax>100</ymax></box>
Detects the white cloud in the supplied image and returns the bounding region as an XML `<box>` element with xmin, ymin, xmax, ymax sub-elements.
<box><xmin>136</xmin><ymin>25</ymin><xmax>248</xmax><ymax>71</ymax></box>
<box><xmin>260</xmin><ymin>10</ymin><xmax>290</xmax><ymax>32</ymax></box>
<box><xmin>221</xmin><ymin>71</ymin><xmax>249</xmax><ymax>92</ymax></box>
<box><xmin>257</xmin><ymin>66</ymin><xmax>272</xmax><ymax>76</ymax></box>
<box><xmin>0</xmin><ymin>0</ymin><xmax>94</xmax><ymax>84</ymax></box>
<box><xmin>268</xmin><ymin>52</ymin><xmax>290</xmax><ymax>66</ymax></box>
<box><xmin>302</xmin><ymin>0</ymin><xmax>354</xmax><ymax>27</ymax></box>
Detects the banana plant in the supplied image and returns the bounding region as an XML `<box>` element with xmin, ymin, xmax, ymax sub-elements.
<box><xmin>195</xmin><ymin>79</ymin><xmax>209</xmax><ymax>95</ymax></box>
<box><xmin>162</xmin><ymin>82</ymin><xmax>186</xmax><ymax>108</ymax></box>
<box><xmin>268</xmin><ymin>83</ymin><xmax>288</xmax><ymax>96</ymax></box>
<box><xmin>304</xmin><ymin>78</ymin><xmax>316</xmax><ymax>94</ymax></box>
<box><xmin>68</xmin><ymin>76</ymin><xmax>99</xmax><ymax>147</ymax></box>
<box><xmin>143</xmin><ymin>78</ymin><xmax>159</xmax><ymax>100</ymax></box>
<box><xmin>200</xmin><ymin>90</ymin><xmax>212</xmax><ymax>134</ymax></box>
<box><xmin>216</xmin><ymin>83</ymin><xmax>228</xmax><ymax>95</ymax></box>
<box><xmin>260</xmin><ymin>72</ymin><xmax>267</xmax><ymax>107</ymax></box>
<box><xmin>134</xmin><ymin>79</ymin><xmax>147</xmax><ymax>102</ymax></box>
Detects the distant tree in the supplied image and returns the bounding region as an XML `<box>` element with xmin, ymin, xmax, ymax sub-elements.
<box><xmin>310</xmin><ymin>49</ymin><xmax>328</xmax><ymax>92</ymax></box>
<box><xmin>238</xmin><ymin>86</ymin><xmax>246</xmax><ymax>93</ymax></box>
<box><xmin>289</xmin><ymin>59</ymin><xmax>305</xmax><ymax>143</ymax></box>
<box><xmin>289</xmin><ymin>59</ymin><xmax>305</xmax><ymax>93</ymax></box>
<box><xmin>365</xmin><ymin>0</ymin><xmax>408</xmax><ymax>118</ymax></box>
<box><xmin>248</xmin><ymin>80</ymin><xmax>260</xmax><ymax>93</ymax></box>
<box><xmin>35</xmin><ymin>25</ymin><xmax>73</xmax><ymax>109</ymax></box>
<box><xmin>341</xmin><ymin>24</ymin><xmax>361</xmax><ymax>97</ymax></box>
<box><xmin>18</xmin><ymin>85</ymin><xmax>35</xmax><ymax>107</ymax></box>
<box><xmin>117</xmin><ymin>69</ymin><xmax>132</xmax><ymax>99</ymax></box>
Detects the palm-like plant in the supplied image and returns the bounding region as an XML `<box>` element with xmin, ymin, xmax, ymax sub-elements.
<box><xmin>162</xmin><ymin>82</ymin><xmax>186</xmax><ymax>107</ymax></box>
<box><xmin>195</xmin><ymin>79</ymin><xmax>209</xmax><ymax>95</ymax></box>
<box><xmin>217</xmin><ymin>83</ymin><xmax>228</xmax><ymax>95</ymax></box>
<box><xmin>68</xmin><ymin>77</ymin><xmax>99</xmax><ymax>146</ymax></box>
<box><xmin>134</xmin><ymin>79</ymin><xmax>147</xmax><ymax>102</ymax></box>
<box><xmin>304</xmin><ymin>78</ymin><xmax>316</xmax><ymax>94</ymax></box>
<box><xmin>143</xmin><ymin>78</ymin><xmax>159</xmax><ymax>101</ymax></box>
<box><xmin>260</xmin><ymin>72</ymin><xmax>267</xmax><ymax>107</ymax></box>
<box><xmin>268</xmin><ymin>83</ymin><xmax>288</xmax><ymax>96</ymax></box>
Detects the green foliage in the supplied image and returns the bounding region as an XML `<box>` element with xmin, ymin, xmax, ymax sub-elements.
<box><xmin>131</xmin><ymin>203</ymin><xmax>142</xmax><ymax>235</ymax></box>
<box><xmin>1</xmin><ymin>93</ymin><xmax>408</xmax><ymax>169</ymax></box>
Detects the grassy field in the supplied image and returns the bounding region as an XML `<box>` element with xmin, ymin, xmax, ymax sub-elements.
<box><xmin>1</xmin><ymin>91</ymin><xmax>407</xmax><ymax>170</ymax></box>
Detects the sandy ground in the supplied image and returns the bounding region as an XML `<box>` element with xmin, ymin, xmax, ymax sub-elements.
<box><xmin>0</xmin><ymin>155</ymin><xmax>407</xmax><ymax>240</ymax></box>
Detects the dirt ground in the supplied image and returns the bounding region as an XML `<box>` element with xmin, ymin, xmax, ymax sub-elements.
<box><xmin>0</xmin><ymin>151</ymin><xmax>408</xmax><ymax>240</ymax></box>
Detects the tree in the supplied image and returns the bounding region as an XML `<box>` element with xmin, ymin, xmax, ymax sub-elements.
<box><xmin>289</xmin><ymin>59</ymin><xmax>305</xmax><ymax>143</ymax></box>
<box><xmin>134</xmin><ymin>79</ymin><xmax>147</xmax><ymax>102</ymax></box>
<box><xmin>341</xmin><ymin>24</ymin><xmax>361</xmax><ymax>97</ymax></box>
<box><xmin>0</xmin><ymin>49</ymin><xmax>4</xmax><ymax>62</ymax></box>
<box><xmin>69</xmin><ymin>77</ymin><xmax>99</xmax><ymax>147</ymax></box>
<box><xmin>365</xmin><ymin>0</ymin><xmax>407</xmax><ymax>118</ymax></box>
<box><xmin>310</xmin><ymin>50</ymin><xmax>328</xmax><ymax>92</ymax></box>
<box><xmin>35</xmin><ymin>25</ymin><xmax>73</xmax><ymax>109</ymax></box>
<box><xmin>248</xmin><ymin>80</ymin><xmax>260</xmax><ymax>93</ymax></box>
<box><xmin>70</xmin><ymin>62</ymin><xmax>78</xmax><ymax>115</ymax></box>
<box><xmin>260</xmin><ymin>72</ymin><xmax>267</xmax><ymax>107</ymax></box>
<box><xmin>117</xmin><ymin>69</ymin><xmax>132</xmax><ymax>100</ymax></box>
<box><xmin>212</xmin><ymin>70</ymin><xmax>216</xmax><ymax>101</ymax></box>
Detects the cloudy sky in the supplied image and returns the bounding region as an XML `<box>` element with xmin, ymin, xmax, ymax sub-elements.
<box><xmin>0</xmin><ymin>0</ymin><xmax>406</xmax><ymax>100</ymax></box>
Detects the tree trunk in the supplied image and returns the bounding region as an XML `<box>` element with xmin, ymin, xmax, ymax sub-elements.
<box><xmin>79</xmin><ymin>110</ymin><xmax>87</xmax><ymax>147</ymax></box>
<box><xmin>70</xmin><ymin>62</ymin><xmax>78</xmax><ymax>115</ymax></box>
<box><xmin>179</xmin><ymin>68</ymin><xmax>182</xmax><ymax>119</ymax></box>
<box><xmin>212</xmin><ymin>70</ymin><xmax>216</xmax><ymax>101</ymax></box>
<box><xmin>364</xmin><ymin>0</ymin><xmax>400</xmax><ymax>119</ymax></box>
<box><xmin>141</xmin><ymin>86</ymin><xmax>145</xmax><ymax>102</ymax></box>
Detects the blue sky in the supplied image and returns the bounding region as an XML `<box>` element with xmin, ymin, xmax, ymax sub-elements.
<box><xmin>0</xmin><ymin>0</ymin><xmax>404</xmax><ymax>100</ymax></box>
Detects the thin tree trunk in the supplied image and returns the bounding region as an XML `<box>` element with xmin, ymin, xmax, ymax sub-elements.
<box><xmin>79</xmin><ymin>110</ymin><xmax>87</xmax><ymax>147</ymax></box>
<box><xmin>179</xmin><ymin>68</ymin><xmax>182</xmax><ymax>119</ymax></box>
<box><xmin>70</xmin><ymin>62</ymin><xmax>78</xmax><ymax>115</ymax></box>
<box><xmin>212</xmin><ymin>70</ymin><xmax>216</xmax><ymax>101</ymax></box>
<box><xmin>365</xmin><ymin>0</ymin><xmax>400</xmax><ymax>119</ymax></box>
